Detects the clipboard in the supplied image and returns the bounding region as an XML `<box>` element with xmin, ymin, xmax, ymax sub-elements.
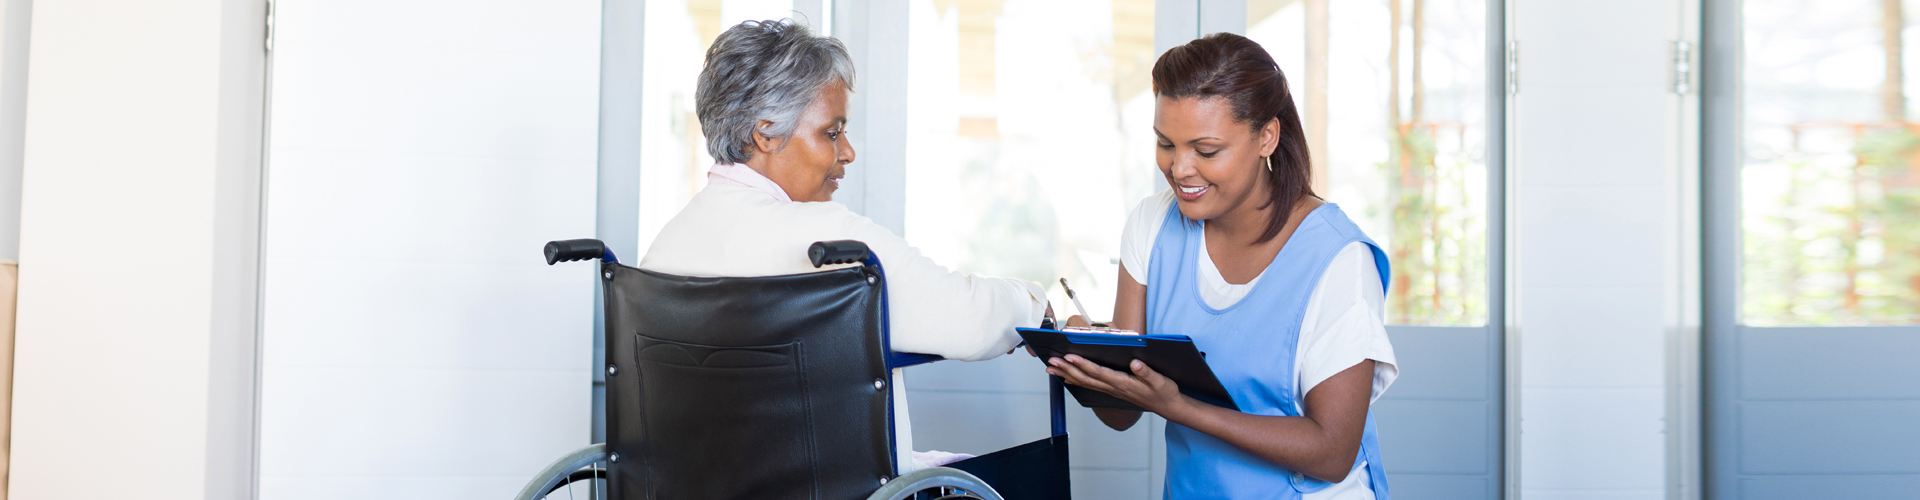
<box><xmin>1017</xmin><ymin>328</ymin><xmax>1240</xmax><ymax>412</ymax></box>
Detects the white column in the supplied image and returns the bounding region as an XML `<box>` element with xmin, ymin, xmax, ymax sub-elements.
<box><xmin>835</xmin><ymin>0</ymin><xmax>910</xmax><ymax>235</ymax></box>
<box><xmin>1509</xmin><ymin>0</ymin><xmax>1699</xmax><ymax>498</ymax></box>
<box><xmin>8</xmin><ymin>1</ymin><xmax>265</xmax><ymax>499</ymax></box>
<box><xmin>1156</xmin><ymin>0</ymin><xmax>1199</xmax><ymax>57</ymax></box>
<box><xmin>793</xmin><ymin>0</ymin><xmax>830</xmax><ymax>32</ymax></box>
<box><xmin>1198</xmin><ymin>0</ymin><xmax>1246</xmax><ymax>35</ymax></box>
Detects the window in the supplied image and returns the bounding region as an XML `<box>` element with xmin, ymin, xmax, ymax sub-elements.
<box><xmin>1741</xmin><ymin>0</ymin><xmax>1920</xmax><ymax>325</ymax></box>
<box><xmin>902</xmin><ymin>0</ymin><xmax>1157</xmax><ymax>318</ymax></box>
<box><xmin>1245</xmin><ymin>0</ymin><xmax>1490</xmax><ymax>326</ymax></box>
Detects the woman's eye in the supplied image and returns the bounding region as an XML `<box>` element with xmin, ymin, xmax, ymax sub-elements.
<box><xmin>1156</xmin><ymin>142</ymin><xmax>1174</xmax><ymax>150</ymax></box>
<box><xmin>826</xmin><ymin>131</ymin><xmax>841</xmax><ymax>141</ymax></box>
<box><xmin>1196</xmin><ymin>150</ymin><xmax>1219</xmax><ymax>158</ymax></box>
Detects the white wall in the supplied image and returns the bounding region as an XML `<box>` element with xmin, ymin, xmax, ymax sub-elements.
<box><xmin>7</xmin><ymin>1</ymin><xmax>264</xmax><ymax>499</ymax></box>
<box><xmin>254</xmin><ymin>1</ymin><xmax>601</xmax><ymax>498</ymax></box>
<box><xmin>1510</xmin><ymin>0</ymin><xmax>1699</xmax><ymax>498</ymax></box>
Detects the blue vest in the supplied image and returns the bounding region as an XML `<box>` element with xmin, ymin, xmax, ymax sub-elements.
<box><xmin>1147</xmin><ymin>202</ymin><xmax>1391</xmax><ymax>500</ymax></box>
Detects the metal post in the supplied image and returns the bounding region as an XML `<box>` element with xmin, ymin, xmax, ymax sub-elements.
<box><xmin>1049</xmin><ymin>375</ymin><xmax>1067</xmax><ymax>436</ymax></box>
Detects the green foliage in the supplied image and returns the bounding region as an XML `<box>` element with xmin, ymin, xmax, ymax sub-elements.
<box><xmin>1382</xmin><ymin>126</ymin><xmax>1488</xmax><ymax>326</ymax></box>
<box><xmin>1743</xmin><ymin>126</ymin><xmax>1920</xmax><ymax>325</ymax></box>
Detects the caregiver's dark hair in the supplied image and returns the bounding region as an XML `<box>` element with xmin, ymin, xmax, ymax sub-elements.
<box><xmin>1151</xmin><ymin>32</ymin><xmax>1314</xmax><ymax>244</ymax></box>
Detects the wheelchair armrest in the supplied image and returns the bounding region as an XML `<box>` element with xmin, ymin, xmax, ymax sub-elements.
<box><xmin>886</xmin><ymin>352</ymin><xmax>943</xmax><ymax>370</ymax></box>
<box><xmin>883</xmin><ymin>353</ymin><xmax>1065</xmax><ymax>436</ymax></box>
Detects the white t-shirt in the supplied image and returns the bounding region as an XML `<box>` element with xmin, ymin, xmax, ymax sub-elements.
<box><xmin>1119</xmin><ymin>190</ymin><xmax>1398</xmax><ymax>499</ymax></box>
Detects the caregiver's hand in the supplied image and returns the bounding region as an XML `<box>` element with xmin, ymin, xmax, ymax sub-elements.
<box><xmin>1045</xmin><ymin>354</ymin><xmax>1189</xmax><ymax>416</ymax></box>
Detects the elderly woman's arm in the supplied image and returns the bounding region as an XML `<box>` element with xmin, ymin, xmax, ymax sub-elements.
<box><xmin>841</xmin><ymin>216</ymin><xmax>1047</xmax><ymax>361</ymax></box>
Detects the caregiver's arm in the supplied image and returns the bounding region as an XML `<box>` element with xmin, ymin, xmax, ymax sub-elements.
<box><xmin>1048</xmin><ymin>354</ymin><xmax>1374</xmax><ymax>482</ymax></box>
<box><xmin>1087</xmin><ymin>264</ymin><xmax>1149</xmax><ymax>431</ymax></box>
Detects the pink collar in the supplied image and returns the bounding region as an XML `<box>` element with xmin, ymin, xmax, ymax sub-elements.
<box><xmin>707</xmin><ymin>162</ymin><xmax>792</xmax><ymax>202</ymax></box>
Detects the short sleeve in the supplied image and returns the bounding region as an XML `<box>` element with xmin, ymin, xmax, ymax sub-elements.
<box><xmin>1119</xmin><ymin>189</ymin><xmax>1177</xmax><ymax>286</ymax></box>
<box><xmin>1295</xmin><ymin>242</ymin><xmax>1398</xmax><ymax>405</ymax></box>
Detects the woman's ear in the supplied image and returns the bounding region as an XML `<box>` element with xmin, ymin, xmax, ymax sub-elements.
<box><xmin>751</xmin><ymin>119</ymin><xmax>782</xmax><ymax>156</ymax></box>
<box><xmin>1259</xmin><ymin>117</ymin><xmax>1281</xmax><ymax>157</ymax></box>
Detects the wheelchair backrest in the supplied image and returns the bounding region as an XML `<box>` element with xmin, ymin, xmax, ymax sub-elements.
<box><xmin>600</xmin><ymin>261</ymin><xmax>896</xmax><ymax>500</ymax></box>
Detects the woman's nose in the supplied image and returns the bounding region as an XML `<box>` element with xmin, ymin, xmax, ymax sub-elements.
<box><xmin>839</xmin><ymin>136</ymin><xmax>856</xmax><ymax>164</ymax></box>
<box><xmin>1170</xmin><ymin>152</ymin><xmax>1199</xmax><ymax>179</ymax></box>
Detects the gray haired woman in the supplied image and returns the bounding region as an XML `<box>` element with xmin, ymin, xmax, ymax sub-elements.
<box><xmin>637</xmin><ymin>20</ymin><xmax>1059</xmax><ymax>471</ymax></box>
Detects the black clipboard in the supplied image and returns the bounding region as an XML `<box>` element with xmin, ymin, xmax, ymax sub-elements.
<box><xmin>1017</xmin><ymin>328</ymin><xmax>1239</xmax><ymax>412</ymax></box>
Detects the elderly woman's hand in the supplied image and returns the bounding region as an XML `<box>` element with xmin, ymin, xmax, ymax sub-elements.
<box><xmin>1016</xmin><ymin>303</ymin><xmax>1098</xmax><ymax>356</ymax></box>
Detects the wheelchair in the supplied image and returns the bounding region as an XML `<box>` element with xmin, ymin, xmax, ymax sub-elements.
<box><xmin>517</xmin><ymin>238</ymin><xmax>1072</xmax><ymax>500</ymax></box>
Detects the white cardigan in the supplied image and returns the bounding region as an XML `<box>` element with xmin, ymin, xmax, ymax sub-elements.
<box><xmin>638</xmin><ymin>178</ymin><xmax>1048</xmax><ymax>470</ymax></box>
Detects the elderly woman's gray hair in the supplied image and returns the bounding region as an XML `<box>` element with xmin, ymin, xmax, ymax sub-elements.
<box><xmin>695</xmin><ymin>20</ymin><xmax>857</xmax><ymax>164</ymax></box>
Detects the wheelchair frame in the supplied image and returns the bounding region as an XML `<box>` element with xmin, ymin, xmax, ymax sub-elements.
<box><xmin>519</xmin><ymin>238</ymin><xmax>1070</xmax><ymax>500</ymax></box>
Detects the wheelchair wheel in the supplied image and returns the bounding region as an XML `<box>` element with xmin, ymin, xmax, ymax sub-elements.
<box><xmin>865</xmin><ymin>467</ymin><xmax>1003</xmax><ymax>500</ymax></box>
<box><xmin>515</xmin><ymin>443</ymin><xmax>609</xmax><ymax>500</ymax></box>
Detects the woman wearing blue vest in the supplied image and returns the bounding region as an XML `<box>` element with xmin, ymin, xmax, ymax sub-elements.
<box><xmin>1043</xmin><ymin>33</ymin><xmax>1397</xmax><ymax>499</ymax></box>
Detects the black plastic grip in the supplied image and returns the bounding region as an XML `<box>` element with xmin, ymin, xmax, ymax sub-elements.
<box><xmin>808</xmin><ymin>240</ymin><xmax>871</xmax><ymax>268</ymax></box>
<box><xmin>545</xmin><ymin>239</ymin><xmax>607</xmax><ymax>265</ymax></box>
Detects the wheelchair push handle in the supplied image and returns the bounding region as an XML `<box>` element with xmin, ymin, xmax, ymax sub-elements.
<box><xmin>544</xmin><ymin>239</ymin><xmax>619</xmax><ymax>265</ymax></box>
<box><xmin>808</xmin><ymin>240</ymin><xmax>871</xmax><ymax>268</ymax></box>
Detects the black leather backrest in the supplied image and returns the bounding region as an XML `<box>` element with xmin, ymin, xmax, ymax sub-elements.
<box><xmin>601</xmin><ymin>262</ymin><xmax>894</xmax><ymax>500</ymax></box>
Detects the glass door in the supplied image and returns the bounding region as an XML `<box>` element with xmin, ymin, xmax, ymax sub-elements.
<box><xmin>1705</xmin><ymin>0</ymin><xmax>1920</xmax><ymax>496</ymax></box>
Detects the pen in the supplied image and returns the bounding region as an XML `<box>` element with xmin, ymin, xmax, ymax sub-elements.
<box><xmin>1059</xmin><ymin>278</ymin><xmax>1093</xmax><ymax>323</ymax></box>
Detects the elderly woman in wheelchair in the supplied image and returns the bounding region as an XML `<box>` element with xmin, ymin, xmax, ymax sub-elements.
<box><xmin>520</xmin><ymin>19</ymin><xmax>1071</xmax><ymax>500</ymax></box>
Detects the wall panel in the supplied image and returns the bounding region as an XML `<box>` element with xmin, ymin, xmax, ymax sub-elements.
<box><xmin>256</xmin><ymin>1</ymin><xmax>600</xmax><ymax>498</ymax></box>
